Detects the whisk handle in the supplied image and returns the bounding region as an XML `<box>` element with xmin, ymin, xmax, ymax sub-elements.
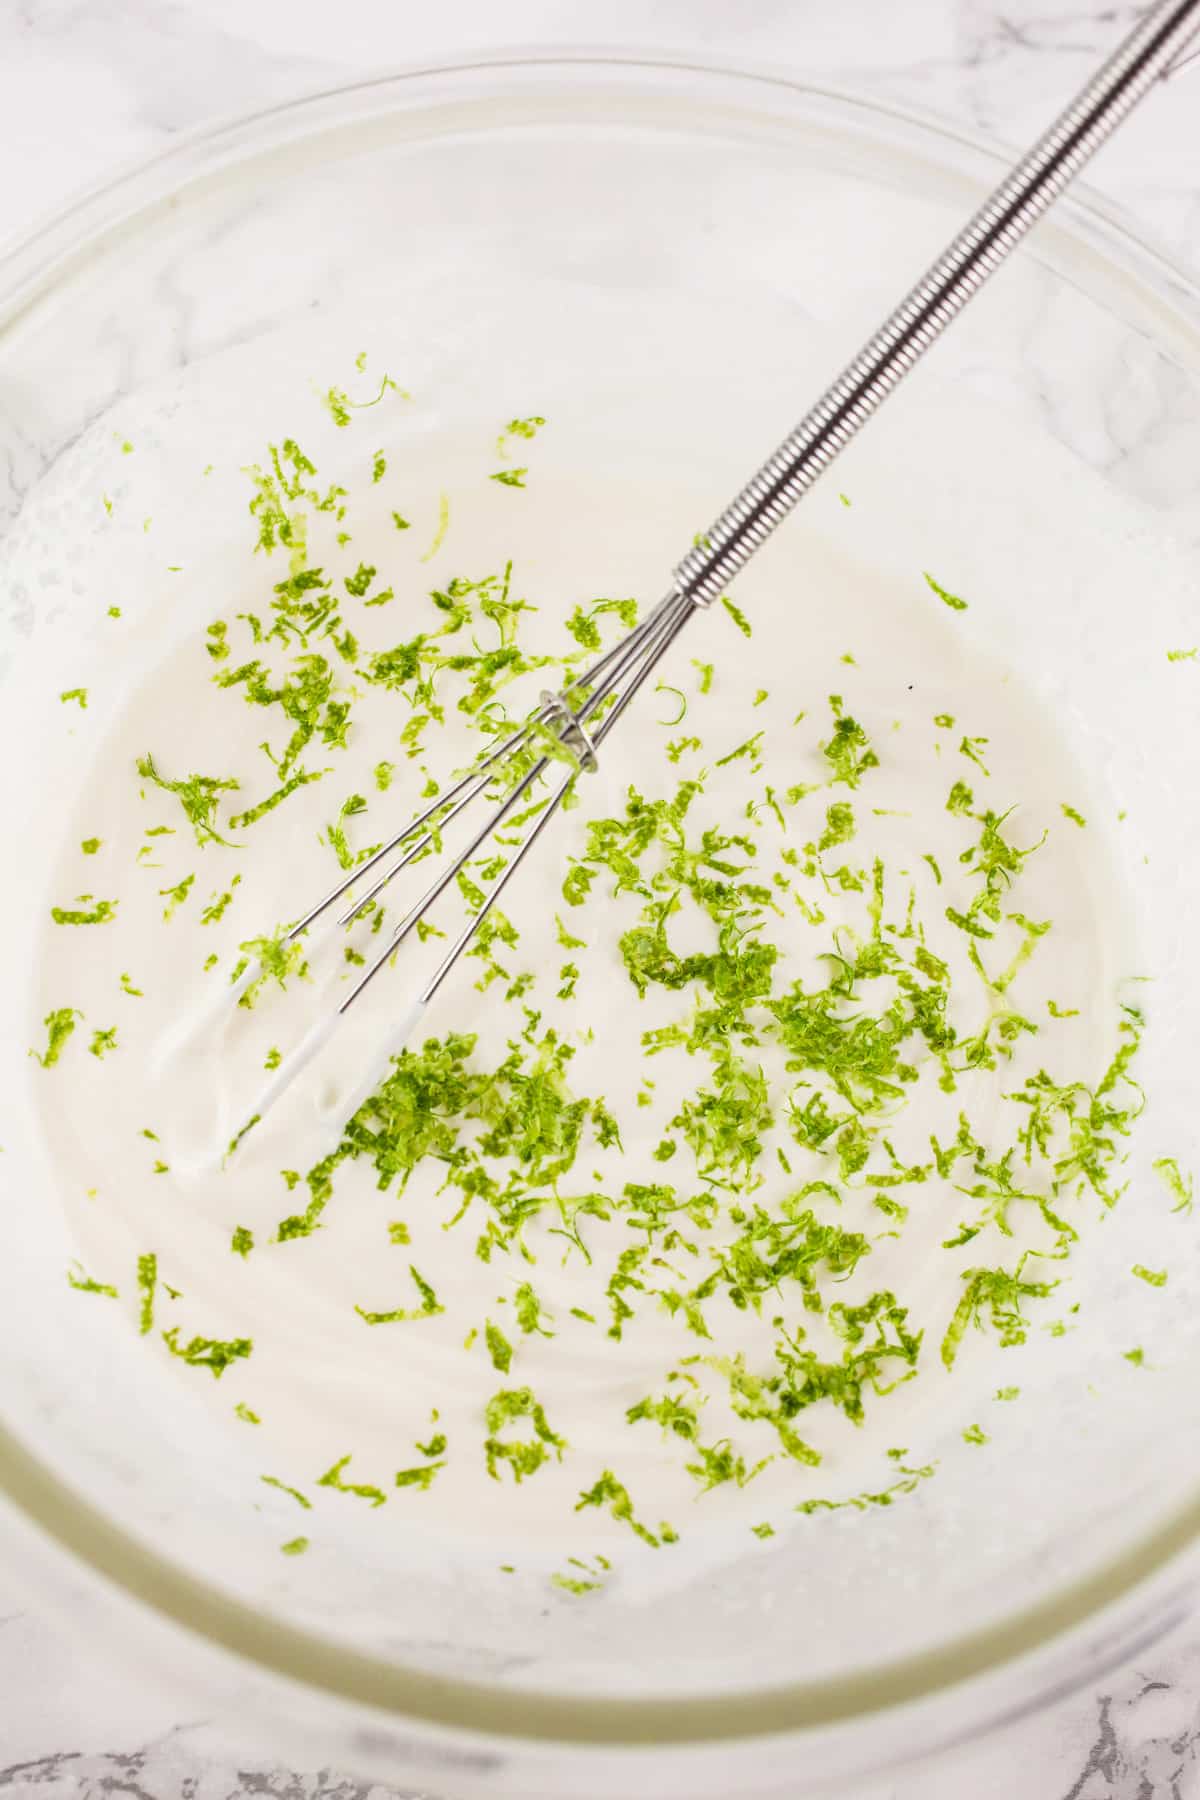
<box><xmin>673</xmin><ymin>0</ymin><xmax>1200</xmax><ymax>610</ymax></box>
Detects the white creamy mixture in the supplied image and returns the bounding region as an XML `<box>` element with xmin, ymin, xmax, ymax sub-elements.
<box><xmin>17</xmin><ymin>363</ymin><xmax>1143</xmax><ymax>1578</ymax></box>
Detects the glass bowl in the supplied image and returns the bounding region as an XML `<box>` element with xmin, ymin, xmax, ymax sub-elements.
<box><xmin>2</xmin><ymin>52</ymin><xmax>1200</xmax><ymax>1800</ymax></box>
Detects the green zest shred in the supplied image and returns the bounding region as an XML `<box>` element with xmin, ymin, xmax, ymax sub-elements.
<box><xmin>32</xmin><ymin>1008</ymin><xmax>82</xmax><ymax>1067</ymax></box>
<box><xmin>162</xmin><ymin>1327</ymin><xmax>253</xmax><ymax>1377</ymax></box>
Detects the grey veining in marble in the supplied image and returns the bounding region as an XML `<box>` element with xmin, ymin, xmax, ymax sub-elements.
<box><xmin>0</xmin><ymin>3</ymin><xmax>1198</xmax><ymax>1797</ymax></box>
<box><xmin>4</xmin><ymin>1611</ymin><xmax>1200</xmax><ymax>1799</ymax></box>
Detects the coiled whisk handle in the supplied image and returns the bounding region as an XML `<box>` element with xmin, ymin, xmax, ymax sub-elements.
<box><xmin>674</xmin><ymin>0</ymin><xmax>1200</xmax><ymax>611</ymax></box>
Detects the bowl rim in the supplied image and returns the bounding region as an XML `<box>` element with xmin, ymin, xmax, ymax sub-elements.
<box><xmin>3</xmin><ymin>46</ymin><xmax>1200</xmax><ymax>1769</ymax></box>
<box><xmin>3</xmin><ymin>43</ymin><xmax>1200</xmax><ymax>330</ymax></box>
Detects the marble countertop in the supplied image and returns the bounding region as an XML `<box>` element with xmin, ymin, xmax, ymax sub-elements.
<box><xmin>1</xmin><ymin>2</ymin><xmax>1198</xmax><ymax>1796</ymax></box>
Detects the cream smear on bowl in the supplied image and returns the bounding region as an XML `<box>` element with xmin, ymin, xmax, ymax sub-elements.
<box><xmin>4</xmin><ymin>284</ymin><xmax>1183</xmax><ymax>1599</ymax></box>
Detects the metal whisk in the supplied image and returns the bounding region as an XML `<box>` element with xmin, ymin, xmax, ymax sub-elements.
<box><xmin>229</xmin><ymin>0</ymin><xmax>1200</xmax><ymax>1146</ymax></box>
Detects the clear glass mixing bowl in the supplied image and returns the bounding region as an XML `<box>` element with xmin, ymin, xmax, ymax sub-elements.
<box><xmin>1</xmin><ymin>53</ymin><xmax>1199</xmax><ymax>1800</ymax></box>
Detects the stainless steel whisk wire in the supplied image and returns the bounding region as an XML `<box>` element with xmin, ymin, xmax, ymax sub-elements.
<box><xmin>231</xmin><ymin>0</ymin><xmax>1200</xmax><ymax>1140</ymax></box>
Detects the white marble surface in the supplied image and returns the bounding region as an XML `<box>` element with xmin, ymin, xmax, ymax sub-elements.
<box><xmin>1</xmin><ymin>2</ymin><xmax>1199</xmax><ymax>1796</ymax></box>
